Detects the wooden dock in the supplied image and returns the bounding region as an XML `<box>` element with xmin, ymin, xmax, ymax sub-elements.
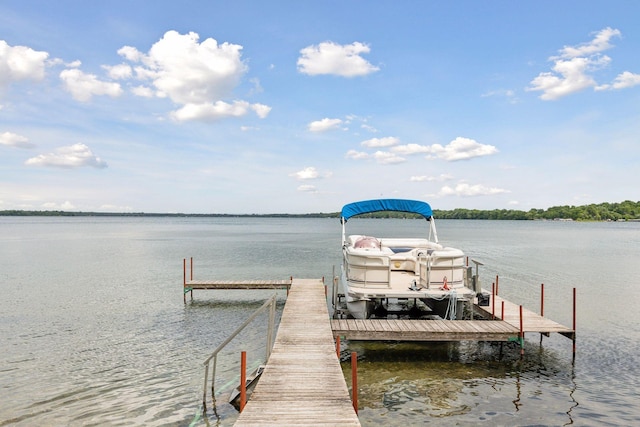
<box><xmin>184</xmin><ymin>257</ymin><xmax>575</xmax><ymax>423</ymax></box>
<box><xmin>474</xmin><ymin>293</ymin><xmax>575</xmax><ymax>339</ymax></box>
<box><xmin>183</xmin><ymin>258</ymin><xmax>292</xmax><ymax>302</ymax></box>
<box><xmin>331</xmin><ymin>318</ymin><xmax>520</xmax><ymax>341</ymax></box>
<box><xmin>234</xmin><ymin>279</ymin><xmax>361</xmax><ymax>426</ymax></box>
<box><xmin>186</xmin><ymin>279</ymin><xmax>292</xmax><ymax>290</ymax></box>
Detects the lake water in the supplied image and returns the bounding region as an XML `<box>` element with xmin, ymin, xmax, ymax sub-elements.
<box><xmin>1</xmin><ymin>217</ymin><xmax>639</xmax><ymax>426</ymax></box>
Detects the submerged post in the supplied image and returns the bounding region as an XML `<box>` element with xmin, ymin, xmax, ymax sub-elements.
<box><xmin>519</xmin><ymin>305</ymin><xmax>524</xmax><ymax>356</ymax></box>
<box><xmin>351</xmin><ymin>352</ymin><xmax>358</xmax><ymax>414</ymax></box>
<box><xmin>183</xmin><ymin>258</ymin><xmax>186</xmax><ymax>304</ymax></box>
<box><xmin>495</xmin><ymin>275</ymin><xmax>499</xmax><ymax>296</ymax></box>
<box><xmin>540</xmin><ymin>283</ymin><xmax>545</xmax><ymax>317</ymax></box>
<box><xmin>573</xmin><ymin>287</ymin><xmax>577</xmax><ymax>356</ymax></box>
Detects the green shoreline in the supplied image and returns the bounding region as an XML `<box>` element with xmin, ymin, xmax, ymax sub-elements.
<box><xmin>2</xmin><ymin>200</ymin><xmax>640</xmax><ymax>221</ymax></box>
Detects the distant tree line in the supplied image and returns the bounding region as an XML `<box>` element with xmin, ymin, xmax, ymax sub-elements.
<box><xmin>432</xmin><ymin>200</ymin><xmax>640</xmax><ymax>221</ymax></box>
<box><xmin>2</xmin><ymin>200</ymin><xmax>640</xmax><ymax>221</ymax></box>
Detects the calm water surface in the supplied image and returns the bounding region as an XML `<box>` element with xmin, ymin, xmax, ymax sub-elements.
<box><xmin>1</xmin><ymin>217</ymin><xmax>639</xmax><ymax>426</ymax></box>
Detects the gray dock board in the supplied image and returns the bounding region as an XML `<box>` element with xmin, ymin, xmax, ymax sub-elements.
<box><xmin>235</xmin><ymin>279</ymin><xmax>360</xmax><ymax>426</ymax></box>
<box><xmin>331</xmin><ymin>319</ymin><xmax>520</xmax><ymax>341</ymax></box>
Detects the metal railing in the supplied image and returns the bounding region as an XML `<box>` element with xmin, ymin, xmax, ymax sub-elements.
<box><xmin>201</xmin><ymin>294</ymin><xmax>277</xmax><ymax>410</ymax></box>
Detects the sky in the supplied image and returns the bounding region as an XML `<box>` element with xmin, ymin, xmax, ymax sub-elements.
<box><xmin>1</xmin><ymin>1</ymin><xmax>640</xmax><ymax>214</ymax></box>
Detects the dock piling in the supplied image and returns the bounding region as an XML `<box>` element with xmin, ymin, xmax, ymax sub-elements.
<box><xmin>519</xmin><ymin>305</ymin><xmax>524</xmax><ymax>356</ymax></box>
<box><xmin>240</xmin><ymin>351</ymin><xmax>247</xmax><ymax>412</ymax></box>
<box><xmin>351</xmin><ymin>352</ymin><xmax>358</xmax><ymax>415</ymax></box>
<box><xmin>491</xmin><ymin>282</ymin><xmax>495</xmax><ymax>319</ymax></box>
<box><xmin>573</xmin><ymin>287</ymin><xmax>577</xmax><ymax>356</ymax></box>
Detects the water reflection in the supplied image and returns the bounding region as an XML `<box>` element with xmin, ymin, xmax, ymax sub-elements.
<box><xmin>340</xmin><ymin>339</ymin><xmax>580</xmax><ymax>426</ymax></box>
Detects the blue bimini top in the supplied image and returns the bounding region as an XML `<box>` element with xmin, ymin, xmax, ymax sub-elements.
<box><xmin>340</xmin><ymin>199</ymin><xmax>433</xmax><ymax>221</ymax></box>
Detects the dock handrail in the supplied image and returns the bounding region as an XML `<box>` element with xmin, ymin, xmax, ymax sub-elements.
<box><xmin>202</xmin><ymin>294</ymin><xmax>277</xmax><ymax>410</ymax></box>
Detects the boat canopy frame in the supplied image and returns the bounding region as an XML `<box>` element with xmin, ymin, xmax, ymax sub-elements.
<box><xmin>340</xmin><ymin>199</ymin><xmax>439</xmax><ymax>244</ymax></box>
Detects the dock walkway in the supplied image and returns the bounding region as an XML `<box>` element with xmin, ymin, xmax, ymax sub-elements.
<box><xmin>331</xmin><ymin>318</ymin><xmax>520</xmax><ymax>341</ymax></box>
<box><xmin>234</xmin><ymin>279</ymin><xmax>360</xmax><ymax>426</ymax></box>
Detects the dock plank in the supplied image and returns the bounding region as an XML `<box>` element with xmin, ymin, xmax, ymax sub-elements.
<box><xmin>331</xmin><ymin>319</ymin><xmax>520</xmax><ymax>342</ymax></box>
<box><xmin>235</xmin><ymin>279</ymin><xmax>360</xmax><ymax>426</ymax></box>
<box><xmin>187</xmin><ymin>279</ymin><xmax>291</xmax><ymax>290</ymax></box>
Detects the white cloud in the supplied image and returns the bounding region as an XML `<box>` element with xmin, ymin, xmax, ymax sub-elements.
<box><xmin>391</xmin><ymin>143</ymin><xmax>432</xmax><ymax>155</ymax></box>
<box><xmin>527</xmin><ymin>27</ymin><xmax>637</xmax><ymax>100</ymax></box>
<box><xmin>297</xmin><ymin>185</ymin><xmax>317</xmax><ymax>193</ymax></box>
<box><xmin>410</xmin><ymin>174</ymin><xmax>454</xmax><ymax>182</ymax></box>
<box><xmin>41</xmin><ymin>200</ymin><xmax>76</xmax><ymax>210</ymax></box>
<box><xmin>481</xmin><ymin>89</ymin><xmax>518</xmax><ymax>104</ymax></box>
<box><xmin>373</xmin><ymin>151</ymin><xmax>405</xmax><ymax>164</ymax></box>
<box><xmin>290</xmin><ymin>167</ymin><xmax>319</xmax><ymax>180</ymax></box>
<box><xmin>427</xmin><ymin>137</ymin><xmax>498</xmax><ymax>161</ymax></box>
<box><xmin>348</xmin><ymin>136</ymin><xmax>496</xmax><ymax>164</ymax></box>
<box><xmin>119</xmin><ymin>30</ymin><xmax>248</xmax><ymax>104</ymax></box>
<box><xmin>557</xmin><ymin>27</ymin><xmax>621</xmax><ymax>59</ymax></box>
<box><xmin>438</xmin><ymin>182</ymin><xmax>509</xmax><ymax>197</ymax></box>
<box><xmin>131</xmin><ymin>85</ymin><xmax>155</xmax><ymax>97</ymax></box>
<box><xmin>597</xmin><ymin>71</ymin><xmax>640</xmax><ymax>91</ymax></box>
<box><xmin>103</xmin><ymin>63</ymin><xmax>132</xmax><ymax>80</ymax></box>
<box><xmin>59</xmin><ymin>68</ymin><xmax>123</xmax><ymax>102</ymax></box>
<box><xmin>527</xmin><ymin>56</ymin><xmax>606</xmax><ymax>100</ymax></box>
<box><xmin>170</xmin><ymin>100</ymin><xmax>271</xmax><ymax>122</ymax></box>
<box><xmin>361</xmin><ymin>123</ymin><xmax>378</xmax><ymax>133</ymax></box>
<box><xmin>297</xmin><ymin>41</ymin><xmax>379</xmax><ymax>77</ymax></box>
<box><xmin>115</xmin><ymin>30</ymin><xmax>270</xmax><ymax>121</ymax></box>
<box><xmin>0</xmin><ymin>40</ymin><xmax>49</xmax><ymax>90</ymax></box>
<box><xmin>25</xmin><ymin>143</ymin><xmax>107</xmax><ymax>168</ymax></box>
<box><xmin>361</xmin><ymin>137</ymin><xmax>399</xmax><ymax>148</ymax></box>
<box><xmin>289</xmin><ymin>166</ymin><xmax>332</xmax><ymax>181</ymax></box>
<box><xmin>345</xmin><ymin>149</ymin><xmax>369</xmax><ymax>160</ymax></box>
<box><xmin>308</xmin><ymin>118</ymin><xmax>343</xmax><ymax>132</ymax></box>
<box><xmin>251</xmin><ymin>103</ymin><xmax>271</xmax><ymax>118</ymax></box>
<box><xmin>0</xmin><ymin>131</ymin><xmax>35</xmax><ymax>148</ymax></box>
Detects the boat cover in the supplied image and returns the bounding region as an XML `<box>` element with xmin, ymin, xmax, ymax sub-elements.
<box><xmin>341</xmin><ymin>199</ymin><xmax>433</xmax><ymax>221</ymax></box>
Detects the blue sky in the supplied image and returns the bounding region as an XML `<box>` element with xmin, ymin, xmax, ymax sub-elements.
<box><xmin>1</xmin><ymin>1</ymin><xmax>639</xmax><ymax>214</ymax></box>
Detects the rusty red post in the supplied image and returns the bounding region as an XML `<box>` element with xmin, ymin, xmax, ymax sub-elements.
<box><xmin>351</xmin><ymin>352</ymin><xmax>358</xmax><ymax>414</ymax></box>
<box><xmin>240</xmin><ymin>351</ymin><xmax>247</xmax><ymax>412</ymax></box>
<box><xmin>336</xmin><ymin>335</ymin><xmax>341</xmax><ymax>359</ymax></box>
<box><xmin>519</xmin><ymin>305</ymin><xmax>524</xmax><ymax>356</ymax></box>
<box><xmin>189</xmin><ymin>257</ymin><xmax>194</xmax><ymax>301</ymax></box>
<box><xmin>491</xmin><ymin>282</ymin><xmax>495</xmax><ymax>319</ymax></box>
<box><xmin>501</xmin><ymin>300</ymin><xmax>505</xmax><ymax>320</ymax></box>
<box><xmin>573</xmin><ymin>287</ymin><xmax>577</xmax><ymax>355</ymax></box>
<box><xmin>540</xmin><ymin>283</ymin><xmax>544</xmax><ymax>317</ymax></box>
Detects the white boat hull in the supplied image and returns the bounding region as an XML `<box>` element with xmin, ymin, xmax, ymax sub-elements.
<box><xmin>341</xmin><ymin>236</ymin><xmax>475</xmax><ymax>319</ymax></box>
